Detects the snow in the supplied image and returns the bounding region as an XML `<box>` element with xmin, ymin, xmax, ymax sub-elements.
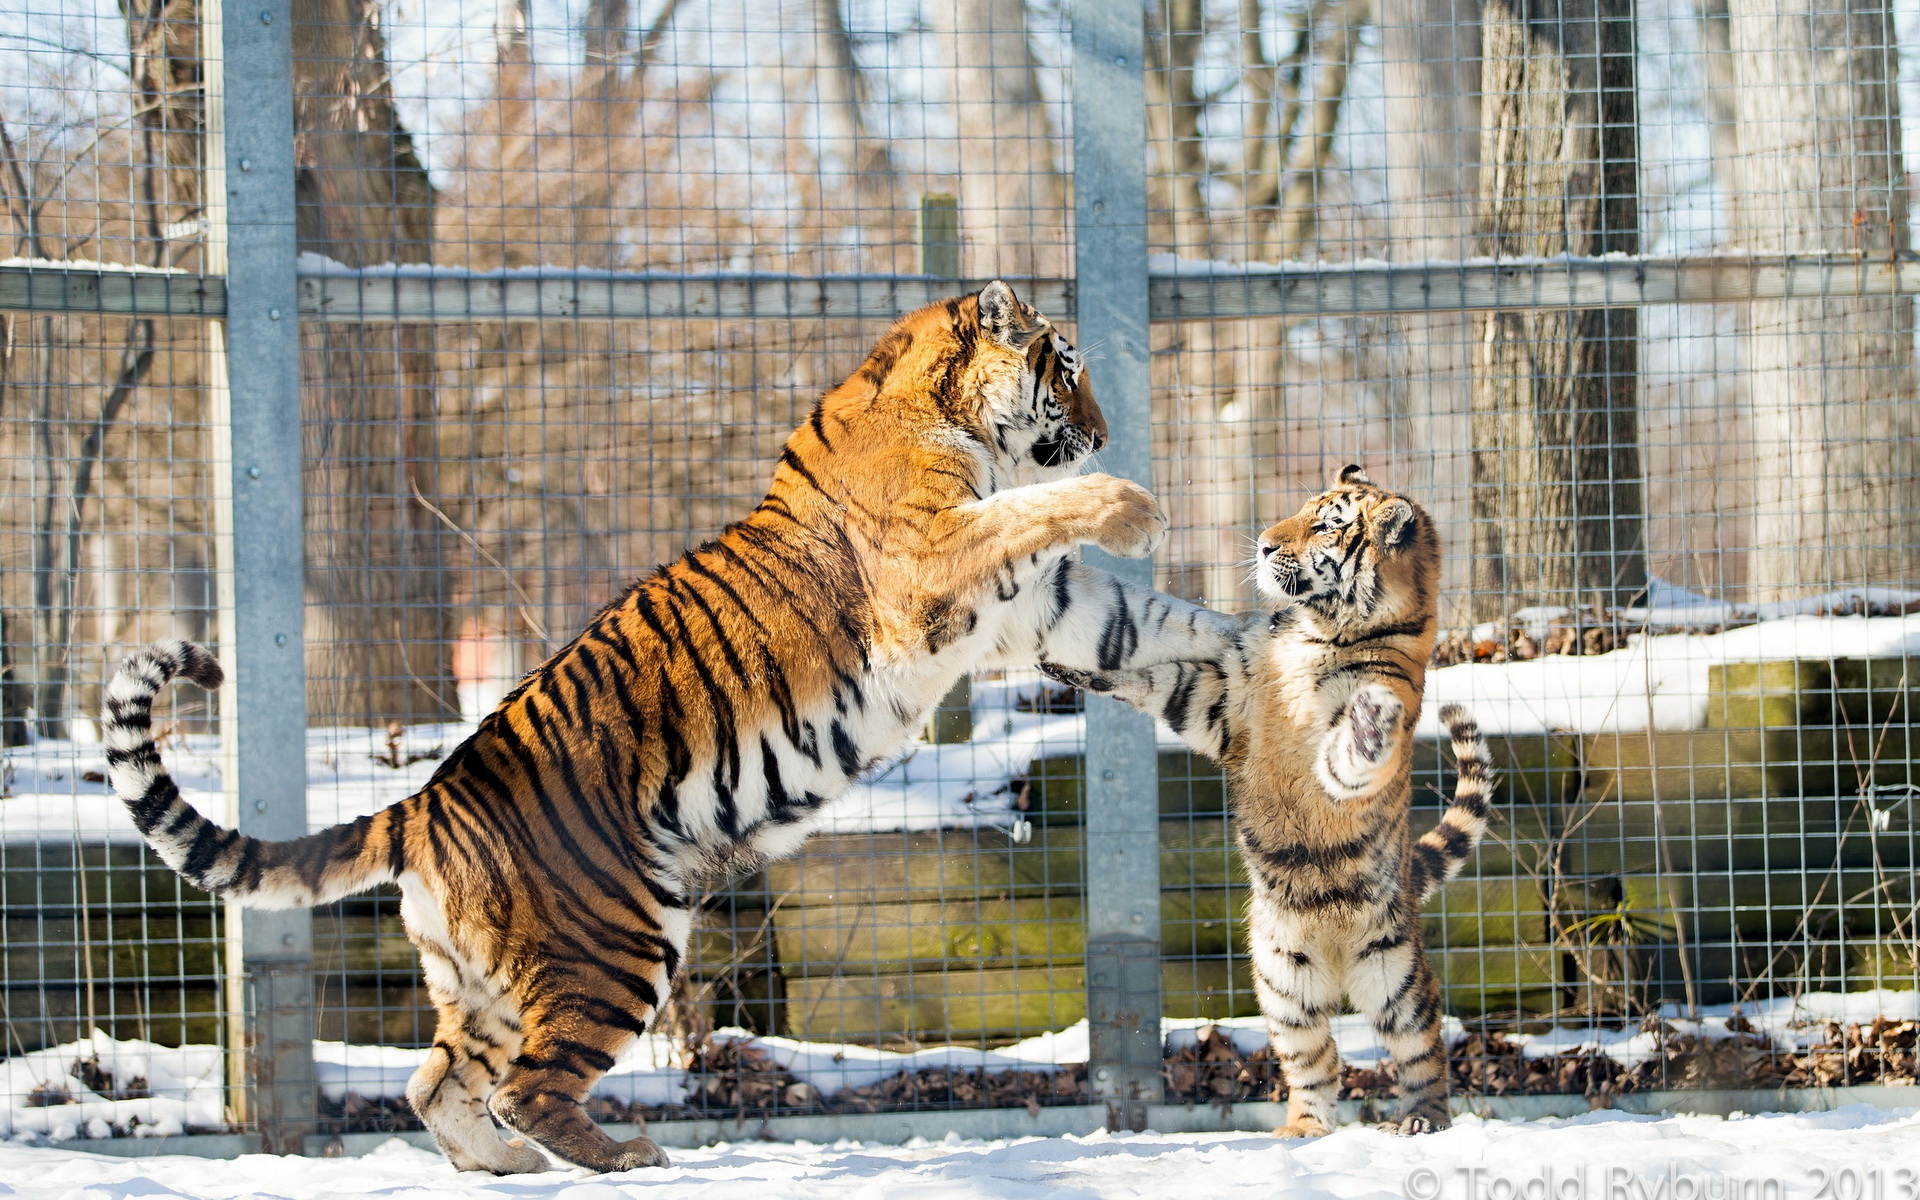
<box><xmin>1511</xmin><ymin>992</ymin><xmax>1920</xmax><ymax>1067</ymax></box>
<box><xmin>2</xmin><ymin>1013</ymin><xmax>1476</xmax><ymax>1139</ymax></box>
<box><xmin>0</xmin><ymin>255</ymin><xmax>201</xmax><ymax>276</ymax></box>
<box><xmin>1419</xmin><ymin>607</ymin><xmax>1920</xmax><ymax>737</ymax></box>
<box><xmin>0</xmin><ymin>1031</ymin><xmax>222</xmax><ymax>1142</ymax></box>
<box><xmin>4</xmin><ymin>1108</ymin><xmax>1920</xmax><ymax>1198</ymax></box>
<box><xmin>0</xmin><ymin>674</ymin><xmax>1081</xmax><ymax>843</ymax></box>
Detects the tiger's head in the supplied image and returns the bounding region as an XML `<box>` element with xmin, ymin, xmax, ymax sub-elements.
<box><xmin>923</xmin><ymin>280</ymin><xmax>1106</xmax><ymax>477</ymax></box>
<box><xmin>1255</xmin><ymin>465</ymin><xmax>1439</xmax><ymax>621</ymax></box>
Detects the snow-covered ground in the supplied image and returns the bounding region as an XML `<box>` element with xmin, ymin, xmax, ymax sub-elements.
<box><xmin>4</xmin><ymin>1107</ymin><xmax>1919</xmax><ymax>1198</ymax></box>
<box><xmin>9</xmin><ymin>598</ymin><xmax>1920</xmax><ymax>844</ymax></box>
<box><xmin>7</xmin><ymin>995</ymin><xmax>1912</xmax><ymax>1144</ymax></box>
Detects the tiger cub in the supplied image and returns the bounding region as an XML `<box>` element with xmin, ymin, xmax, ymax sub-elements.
<box><xmin>1043</xmin><ymin>465</ymin><xmax>1493</xmax><ymax>1137</ymax></box>
<box><xmin>103</xmin><ymin>282</ymin><xmax>1249</xmax><ymax>1174</ymax></box>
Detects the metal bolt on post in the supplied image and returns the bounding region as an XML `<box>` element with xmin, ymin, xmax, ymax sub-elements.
<box><xmin>1073</xmin><ymin>0</ymin><xmax>1162</xmax><ymax>1134</ymax></box>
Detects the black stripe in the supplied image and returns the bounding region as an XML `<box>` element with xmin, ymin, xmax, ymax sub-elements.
<box><xmin>780</xmin><ymin>446</ymin><xmax>830</xmax><ymax>498</ymax></box>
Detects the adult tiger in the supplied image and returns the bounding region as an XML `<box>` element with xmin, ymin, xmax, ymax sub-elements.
<box><xmin>101</xmin><ymin>282</ymin><xmax>1242</xmax><ymax>1174</ymax></box>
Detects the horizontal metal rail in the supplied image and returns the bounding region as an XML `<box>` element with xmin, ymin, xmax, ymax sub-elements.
<box><xmin>8</xmin><ymin>254</ymin><xmax>1920</xmax><ymax>321</ymax></box>
<box><xmin>0</xmin><ymin>261</ymin><xmax>226</xmax><ymax>317</ymax></box>
<box><xmin>294</xmin><ymin>269</ymin><xmax>1078</xmax><ymax>323</ymax></box>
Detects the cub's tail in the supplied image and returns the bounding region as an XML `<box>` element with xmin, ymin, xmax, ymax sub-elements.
<box><xmin>103</xmin><ymin>640</ymin><xmax>405</xmax><ymax>909</ymax></box>
<box><xmin>1410</xmin><ymin>703</ymin><xmax>1495</xmax><ymax>903</ymax></box>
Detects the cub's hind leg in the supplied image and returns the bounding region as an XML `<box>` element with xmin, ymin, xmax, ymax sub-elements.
<box><xmin>1248</xmin><ymin>927</ymin><xmax>1345</xmax><ymax>1138</ymax></box>
<box><xmin>489</xmin><ymin>968</ymin><xmax>672</xmax><ymax>1172</ymax></box>
<box><xmin>1347</xmin><ymin>929</ymin><xmax>1451</xmax><ymax>1134</ymax></box>
<box><xmin>407</xmin><ymin>987</ymin><xmax>547</xmax><ymax>1174</ymax></box>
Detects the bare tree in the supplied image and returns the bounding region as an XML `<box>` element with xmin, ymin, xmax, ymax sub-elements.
<box><xmin>1724</xmin><ymin>0</ymin><xmax>1918</xmax><ymax>601</ymax></box>
<box><xmin>1467</xmin><ymin>0</ymin><xmax>1647</xmax><ymax>621</ymax></box>
<box><xmin>936</xmin><ymin>0</ymin><xmax>1068</xmax><ymax>278</ymax></box>
<box><xmin>1380</xmin><ymin>0</ymin><xmax>1478</xmax><ymax>626</ymax></box>
<box><xmin>291</xmin><ymin>0</ymin><xmax>454</xmax><ymax>723</ymax></box>
<box><xmin>809</xmin><ymin>0</ymin><xmax>899</xmax><ymax>235</ymax></box>
<box><xmin>1149</xmin><ymin>0</ymin><xmax>1373</xmax><ymax>607</ymax></box>
<box><xmin>1146</xmin><ymin>0</ymin><xmax>1212</xmax><ymax>261</ymax></box>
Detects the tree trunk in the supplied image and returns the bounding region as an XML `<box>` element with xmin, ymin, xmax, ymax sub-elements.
<box><xmin>1468</xmin><ymin>0</ymin><xmax>1646</xmax><ymax>622</ymax></box>
<box><xmin>1724</xmin><ymin>0</ymin><xmax>1917</xmax><ymax>601</ymax></box>
<box><xmin>936</xmin><ymin>0</ymin><xmax>1068</xmax><ymax>279</ymax></box>
<box><xmin>810</xmin><ymin>0</ymin><xmax>899</xmax><ymax>238</ymax></box>
<box><xmin>1382</xmin><ymin>0</ymin><xmax>1479</xmax><ymax>627</ymax></box>
<box><xmin>292</xmin><ymin>0</ymin><xmax>454</xmax><ymax>725</ymax></box>
<box><xmin>1146</xmin><ymin>0</ymin><xmax>1212</xmax><ymax>261</ymax></box>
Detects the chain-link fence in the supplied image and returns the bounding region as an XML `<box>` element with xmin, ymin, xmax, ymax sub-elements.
<box><xmin>5</xmin><ymin>0</ymin><xmax>1920</xmax><ymax>1153</ymax></box>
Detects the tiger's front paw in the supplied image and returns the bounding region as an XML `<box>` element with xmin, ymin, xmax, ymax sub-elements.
<box><xmin>1346</xmin><ymin>684</ymin><xmax>1403</xmax><ymax>765</ymax></box>
<box><xmin>1319</xmin><ymin>684</ymin><xmax>1405</xmax><ymax>800</ymax></box>
<box><xmin>1080</xmin><ymin>475</ymin><xmax>1168</xmax><ymax>559</ymax></box>
<box><xmin>1038</xmin><ymin>661</ymin><xmax>1108</xmax><ymax>692</ymax></box>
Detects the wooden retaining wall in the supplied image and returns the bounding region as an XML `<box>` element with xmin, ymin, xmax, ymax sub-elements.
<box><xmin>4</xmin><ymin>657</ymin><xmax>1917</xmax><ymax>1053</ymax></box>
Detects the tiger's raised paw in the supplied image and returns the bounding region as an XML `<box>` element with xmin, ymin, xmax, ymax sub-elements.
<box><xmin>1079</xmin><ymin>474</ymin><xmax>1168</xmax><ymax>559</ymax></box>
<box><xmin>1346</xmin><ymin>684</ymin><xmax>1403</xmax><ymax>764</ymax></box>
<box><xmin>1038</xmin><ymin>661</ymin><xmax>1107</xmax><ymax>692</ymax></box>
<box><xmin>1383</xmin><ymin>1112</ymin><xmax>1449</xmax><ymax>1136</ymax></box>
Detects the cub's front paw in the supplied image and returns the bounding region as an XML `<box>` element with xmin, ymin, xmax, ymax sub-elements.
<box><xmin>1080</xmin><ymin>475</ymin><xmax>1168</xmax><ymax>559</ymax></box>
<box><xmin>1345</xmin><ymin>684</ymin><xmax>1404</xmax><ymax>765</ymax></box>
<box><xmin>1037</xmin><ymin>661</ymin><xmax>1107</xmax><ymax>692</ymax></box>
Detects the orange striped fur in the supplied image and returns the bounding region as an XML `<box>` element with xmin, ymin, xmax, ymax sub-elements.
<box><xmin>102</xmin><ymin>282</ymin><xmax>1249</xmax><ymax>1173</ymax></box>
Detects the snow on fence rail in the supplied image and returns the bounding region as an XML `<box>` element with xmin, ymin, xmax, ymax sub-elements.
<box><xmin>10</xmin><ymin>254</ymin><xmax>1920</xmax><ymax>322</ymax></box>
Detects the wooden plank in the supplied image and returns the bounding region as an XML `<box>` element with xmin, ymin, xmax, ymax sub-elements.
<box><xmin>784</xmin><ymin>945</ymin><xmax>1554</xmax><ymax>1041</ymax></box>
<box><xmin>1024</xmin><ymin>750</ymin><xmax>1229</xmax><ymax>820</ymax></box>
<box><xmin>762</xmin><ymin>820</ymin><xmax>1243</xmax><ymax>905</ymax></box>
<box><xmin>3</xmin><ymin>913</ymin><xmax>221</xmax><ymax>979</ymax></box>
<box><xmin>296</xmin><ymin>271</ymin><xmax>1076</xmax><ymax>324</ymax></box>
<box><xmin>1583</xmin><ymin>726</ymin><xmax>1920</xmax><ymax>806</ymax></box>
<box><xmin>0</xmin><ymin>985</ymin><xmax>225</xmax><ymax>1053</ymax></box>
<box><xmin>771</xmin><ymin>876</ymin><xmax>1549</xmax><ymax>979</ymax></box>
<box><xmin>1708</xmin><ymin>658</ymin><xmax>1920</xmax><ymax>730</ymax></box>
<box><xmin>772</xmin><ymin>891</ymin><xmax>1251</xmax><ymax>975</ymax></box>
<box><xmin>782</xmin><ymin>961</ymin><xmax>1255</xmax><ymax>1042</ymax></box>
<box><xmin>1427</xmin><ymin>945</ymin><xmax>1562</xmax><ymax>1017</ymax></box>
<box><xmin>1422</xmin><ymin>877</ymin><xmax>1550</xmax><ymax>947</ymax></box>
<box><xmin>1611</xmin><ymin>872</ymin><xmax>1916</xmax><ymax>943</ymax></box>
<box><xmin>1558</xmin><ymin>794</ymin><xmax>1912</xmax><ymax>874</ymax></box>
<box><xmin>1161</xmin><ymin>959</ymin><xmax>1259</xmax><ymax>1020</ymax></box>
<box><xmin>0</xmin><ymin>263</ymin><xmax>226</xmax><ymax>317</ymax></box>
<box><xmin>1</xmin><ymin>844</ymin><xmax>217</xmax><ymax>910</ymax></box>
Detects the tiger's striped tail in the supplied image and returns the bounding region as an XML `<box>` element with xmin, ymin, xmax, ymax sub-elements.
<box><xmin>1410</xmin><ymin>703</ymin><xmax>1495</xmax><ymax>903</ymax></box>
<box><xmin>103</xmin><ymin>640</ymin><xmax>405</xmax><ymax>910</ymax></box>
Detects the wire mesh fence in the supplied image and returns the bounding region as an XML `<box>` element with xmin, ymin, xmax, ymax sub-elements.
<box><xmin>4</xmin><ymin>0</ymin><xmax>1920</xmax><ymax>1152</ymax></box>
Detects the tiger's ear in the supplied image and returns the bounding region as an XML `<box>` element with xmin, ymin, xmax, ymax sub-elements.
<box><xmin>978</xmin><ymin>280</ymin><xmax>1041</xmax><ymax>349</ymax></box>
<box><xmin>1337</xmin><ymin>463</ymin><xmax>1372</xmax><ymax>487</ymax></box>
<box><xmin>1374</xmin><ymin>498</ymin><xmax>1416</xmax><ymax>547</ymax></box>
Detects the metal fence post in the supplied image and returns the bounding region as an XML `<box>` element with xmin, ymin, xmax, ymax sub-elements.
<box><xmin>1073</xmin><ymin>0</ymin><xmax>1162</xmax><ymax>1132</ymax></box>
<box><xmin>203</xmin><ymin>0</ymin><xmax>314</xmax><ymax>1153</ymax></box>
<box><xmin>918</xmin><ymin>193</ymin><xmax>973</xmax><ymax>745</ymax></box>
